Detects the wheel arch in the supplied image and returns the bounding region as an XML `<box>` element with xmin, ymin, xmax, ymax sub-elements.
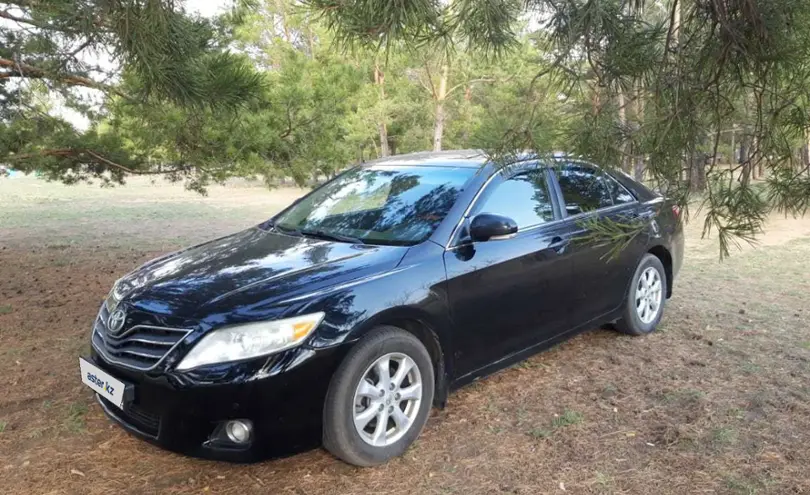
<box><xmin>647</xmin><ymin>244</ymin><xmax>673</xmax><ymax>298</ymax></box>
<box><xmin>347</xmin><ymin>307</ymin><xmax>450</xmax><ymax>408</ymax></box>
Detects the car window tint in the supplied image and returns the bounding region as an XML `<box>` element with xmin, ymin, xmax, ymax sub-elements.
<box><xmin>274</xmin><ymin>165</ymin><xmax>476</xmax><ymax>245</ymax></box>
<box><xmin>477</xmin><ymin>171</ymin><xmax>554</xmax><ymax>228</ymax></box>
<box><xmin>604</xmin><ymin>173</ymin><xmax>636</xmax><ymax>204</ymax></box>
<box><xmin>556</xmin><ymin>165</ymin><xmax>613</xmax><ymax>215</ymax></box>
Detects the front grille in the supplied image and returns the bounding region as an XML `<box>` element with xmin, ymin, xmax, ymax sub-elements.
<box><xmin>98</xmin><ymin>396</ymin><xmax>160</xmax><ymax>438</ymax></box>
<box><xmin>92</xmin><ymin>303</ymin><xmax>191</xmax><ymax>371</ymax></box>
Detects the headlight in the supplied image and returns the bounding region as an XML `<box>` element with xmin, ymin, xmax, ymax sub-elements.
<box><xmin>175</xmin><ymin>312</ymin><xmax>325</xmax><ymax>371</ymax></box>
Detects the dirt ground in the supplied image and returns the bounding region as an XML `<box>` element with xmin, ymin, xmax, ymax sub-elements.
<box><xmin>1</xmin><ymin>176</ymin><xmax>810</xmax><ymax>495</ymax></box>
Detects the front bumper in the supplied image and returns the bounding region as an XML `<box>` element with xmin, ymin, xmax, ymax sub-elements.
<box><xmin>89</xmin><ymin>345</ymin><xmax>348</xmax><ymax>462</ymax></box>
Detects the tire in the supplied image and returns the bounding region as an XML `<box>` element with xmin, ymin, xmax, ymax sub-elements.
<box><xmin>323</xmin><ymin>326</ymin><xmax>435</xmax><ymax>467</ymax></box>
<box><xmin>615</xmin><ymin>253</ymin><xmax>667</xmax><ymax>336</ymax></box>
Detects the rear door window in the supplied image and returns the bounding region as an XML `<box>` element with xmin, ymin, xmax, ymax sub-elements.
<box><xmin>555</xmin><ymin>164</ymin><xmax>614</xmax><ymax>215</ymax></box>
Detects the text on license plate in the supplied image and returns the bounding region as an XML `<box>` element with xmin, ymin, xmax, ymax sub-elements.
<box><xmin>79</xmin><ymin>357</ymin><xmax>126</xmax><ymax>409</ymax></box>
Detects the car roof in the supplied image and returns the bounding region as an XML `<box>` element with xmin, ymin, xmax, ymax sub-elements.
<box><xmin>360</xmin><ymin>150</ymin><xmax>490</xmax><ymax>169</ymax></box>
<box><xmin>358</xmin><ymin>150</ymin><xmax>583</xmax><ymax>170</ymax></box>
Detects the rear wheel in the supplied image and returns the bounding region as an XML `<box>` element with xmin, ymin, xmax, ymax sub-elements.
<box><xmin>615</xmin><ymin>254</ymin><xmax>667</xmax><ymax>336</ymax></box>
<box><xmin>323</xmin><ymin>326</ymin><xmax>434</xmax><ymax>466</ymax></box>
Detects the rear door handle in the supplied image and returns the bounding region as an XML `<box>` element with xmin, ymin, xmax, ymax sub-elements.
<box><xmin>549</xmin><ymin>236</ymin><xmax>570</xmax><ymax>253</ymax></box>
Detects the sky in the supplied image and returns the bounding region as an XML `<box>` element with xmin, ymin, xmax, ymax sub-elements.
<box><xmin>186</xmin><ymin>0</ymin><xmax>231</xmax><ymax>18</ymax></box>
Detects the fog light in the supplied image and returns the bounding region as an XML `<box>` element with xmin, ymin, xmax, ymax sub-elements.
<box><xmin>224</xmin><ymin>419</ymin><xmax>252</xmax><ymax>444</ymax></box>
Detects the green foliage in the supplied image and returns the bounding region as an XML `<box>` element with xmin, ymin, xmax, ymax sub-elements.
<box><xmin>308</xmin><ymin>0</ymin><xmax>810</xmax><ymax>256</ymax></box>
<box><xmin>64</xmin><ymin>401</ymin><xmax>88</xmax><ymax>433</ymax></box>
<box><xmin>1</xmin><ymin>0</ymin><xmax>264</xmax><ymax>186</ymax></box>
<box><xmin>528</xmin><ymin>427</ymin><xmax>553</xmax><ymax>438</ymax></box>
<box><xmin>552</xmin><ymin>409</ymin><xmax>583</xmax><ymax>428</ymax></box>
<box><xmin>307</xmin><ymin>0</ymin><xmax>443</xmax><ymax>50</ymax></box>
<box><xmin>6</xmin><ymin>0</ymin><xmax>810</xmax><ymax>257</ymax></box>
<box><xmin>575</xmin><ymin>213</ymin><xmax>648</xmax><ymax>261</ymax></box>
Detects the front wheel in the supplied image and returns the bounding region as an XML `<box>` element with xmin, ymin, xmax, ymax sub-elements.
<box><xmin>615</xmin><ymin>253</ymin><xmax>667</xmax><ymax>336</ymax></box>
<box><xmin>323</xmin><ymin>326</ymin><xmax>434</xmax><ymax>466</ymax></box>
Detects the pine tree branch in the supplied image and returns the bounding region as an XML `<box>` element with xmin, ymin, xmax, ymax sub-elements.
<box><xmin>445</xmin><ymin>77</ymin><xmax>497</xmax><ymax>97</ymax></box>
<box><xmin>0</xmin><ymin>9</ymin><xmax>80</xmax><ymax>34</ymax></box>
<box><xmin>5</xmin><ymin>148</ymin><xmax>172</xmax><ymax>175</ymax></box>
<box><xmin>0</xmin><ymin>58</ymin><xmax>132</xmax><ymax>100</ymax></box>
<box><xmin>416</xmin><ymin>71</ymin><xmax>435</xmax><ymax>96</ymax></box>
<box><xmin>422</xmin><ymin>61</ymin><xmax>437</xmax><ymax>98</ymax></box>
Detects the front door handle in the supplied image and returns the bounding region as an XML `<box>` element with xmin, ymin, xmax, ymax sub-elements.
<box><xmin>549</xmin><ymin>236</ymin><xmax>570</xmax><ymax>253</ymax></box>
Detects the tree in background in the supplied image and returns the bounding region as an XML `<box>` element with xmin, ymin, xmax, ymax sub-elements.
<box><xmin>0</xmin><ymin>0</ymin><xmax>264</xmax><ymax>188</ymax></box>
<box><xmin>1</xmin><ymin>0</ymin><xmax>566</xmax><ymax>190</ymax></box>
<box><xmin>309</xmin><ymin>0</ymin><xmax>810</xmax><ymax>256</ymax></box>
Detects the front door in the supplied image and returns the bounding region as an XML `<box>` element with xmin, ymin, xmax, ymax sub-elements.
<box><xmin>443</xmin><ymin>168</ymin><xmax>575</xmax><ymax>377</ymax></box>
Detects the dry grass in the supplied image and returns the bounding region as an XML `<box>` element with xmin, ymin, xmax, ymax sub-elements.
<box><xmin>1</xmin><ymin>176</ymin><xmax>810</xmax><ymax>494</ymax></box>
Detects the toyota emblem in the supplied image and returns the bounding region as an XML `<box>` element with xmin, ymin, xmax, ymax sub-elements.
<box><xmin>108</xmin><ymin>308</ymin><xmax>127</xmax><ymax>335</ymax></box>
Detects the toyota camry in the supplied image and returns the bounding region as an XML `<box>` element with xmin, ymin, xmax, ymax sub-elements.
<box><xmin>80</xmin><ymin>150</ymin><xmax>683</xmax><ymax>466</ymax></box>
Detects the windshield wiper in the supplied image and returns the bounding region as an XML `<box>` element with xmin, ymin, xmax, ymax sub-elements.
<box><xmin>272</xmin><ymin>223</ymin><xmax>303</xmax><ymax>236</ymax></box>
<box><xmin>299</xmin><ymin>229</ymin><xmax>365</xmax><ymax>245</ymax></box>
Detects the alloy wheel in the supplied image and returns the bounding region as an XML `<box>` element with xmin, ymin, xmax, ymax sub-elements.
<box><xmin>635</xmin><ymin>266</ymin><xmax>663</xmax><ymax>324</ymax></box>
<box><xmin>352</xmin><ymin>352</ymin><xmax>423</xmax><ymax>447</ymax></box>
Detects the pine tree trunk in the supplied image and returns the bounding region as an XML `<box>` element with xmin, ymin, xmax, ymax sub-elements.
<box><xmin>740</xmin><ymin>134</ymin><xmax>752</xmax><ymax>186</ymax></box>
<box><xmin>617</xmin><ymin>86</ymin><xmax>630</xmax><ymax>173</ymax></box>
<box><xmin>689</xmin><ymin>152</ymin><xmax>706</xmax><ymax>192</ymax></box>
<box><xmin>432</xmin><ymin>63</ymin><xmax>448</xmax><ymax>152</ymax></box>
<box><xmin>377</xmin><ymin>123</ymin><xmax>389</xmax><ymax>157</ymax></box>
<box><xmin>803</xmin><ymin>128</ymin><xmax>810</xmax><ymax>173</ymax></box>
<box><xmin>633</xmin><ymin>82</ymin><xmax>645</xmax><ymax>181</ymax></box>
<box><xmin>634</xmin><ymin>156</ymin><xmax>645</xmax><ymax>181</ymax></box>
<box><xmin>751</xmin><ymin>135</ymin><xmax>760</xmax><ymax>179</ymax></box>
<box><xmin>458</xmin><ymin>86</ymin><xmax>472</xmax><ymax>146</ymax></box>
<box><xmin>730</xmin><ymin>129</ymin><xmax>735</xmax><ymax>166</ymax></box>
<box><xmin>433</xmin><ymin>103</ymin><xmax>445</xmax><ymax>152</ymax></box>
<box><xmin>374</xmin><ymin>63</ymin><xmax>389</xmax><ymax>157</ymax></box>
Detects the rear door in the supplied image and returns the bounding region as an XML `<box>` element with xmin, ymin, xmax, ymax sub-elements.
<box><xmin>444</xmin><ymin>166</ymin><xmax>575</xmax><ymax>377</ymax></box>
<box><xmin>550</xmin><ymin>163</ymin><xmax>644</xmax><ymax>327</ymax></box>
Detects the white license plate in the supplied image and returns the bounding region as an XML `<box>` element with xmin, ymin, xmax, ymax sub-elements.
<box><xmin>79</xmin><ymin>358</ymin><xmax>127</xmax><ymax>410</ymax></box>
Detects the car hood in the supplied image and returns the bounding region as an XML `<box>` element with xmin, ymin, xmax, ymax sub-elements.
<box><xmin>116</xmin><ymin>228</ymin><xmax>409</xmax><ymax>320</ymax></box>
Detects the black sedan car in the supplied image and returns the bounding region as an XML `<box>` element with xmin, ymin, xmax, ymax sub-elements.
<box><xmin>80</xmin><ymin>150</ymin><xmax>683</xmax><ymax>466</ymax></box>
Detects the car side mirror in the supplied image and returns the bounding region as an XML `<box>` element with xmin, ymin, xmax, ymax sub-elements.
<box><xmin>469</xmin><ymin>214</ymin><xmax>518</xmax><ymax>242</ymax></box>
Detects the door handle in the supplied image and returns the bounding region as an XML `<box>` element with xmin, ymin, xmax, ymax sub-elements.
<box><xmin>548</xmin><ymin>236</ymin><xmax>570</xmax><ymax>253</ymax></box>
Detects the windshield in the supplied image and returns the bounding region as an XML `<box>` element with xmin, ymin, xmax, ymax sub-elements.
<box><xmin>273</xmin><ymin>165</ymin><xmax>477</xmax><ymax>245</ymax></box>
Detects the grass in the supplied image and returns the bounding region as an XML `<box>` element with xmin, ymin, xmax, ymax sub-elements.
<box><xmin>725</xmin><ymin>475</ymin><xmax>760</xmax><ymax>495</ymax></box>
<box><xmin>711</xmin><ymin>427</ymin><xmax>738</xmax><ymax>447</ymax></box>
<box><xmin>0</xmin><ymin>176</ymin><xmax>305</xmax><ymax>250</ymax></box>
<box><xmin>727</xmin><ymin>407</ymin><xmax>745</xmax><ymax>420</ymax></box>
<box><xmin>593</xmin><ymin>471</ymin><xmax>614</xmax><ymax>489</ymax></box>
<box><xmin>663</xmin><ymin>388</ymin><xmax>706</xmax><ymax>404</ymax></box>
<box><xmin>2</xmin><ymin>176</ymin><xmax>810</xmax><ymax>494</ymax></box>
<box><xmin>64</xmin><ymin>402</ymin><xmax>88</xmax><ymax>433</ymax></box>
<box><xmin>741</xmin><ymin>362</ymin><xmax>762</xmax><ymax>375</ymax></box>
<box><xmin>552</xmin><ymin>409</ymin><xmax>583</xmax><ymax>428</ymax></box>
<box><xmin>528</xmin><ymin>428</ymin><xmax>553</xmax><ymax>439</ymax></box>
<box><xmin>528</xmin><ymin>410</ymin><xmax>583</xmax><ymax>439</ymax></box>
